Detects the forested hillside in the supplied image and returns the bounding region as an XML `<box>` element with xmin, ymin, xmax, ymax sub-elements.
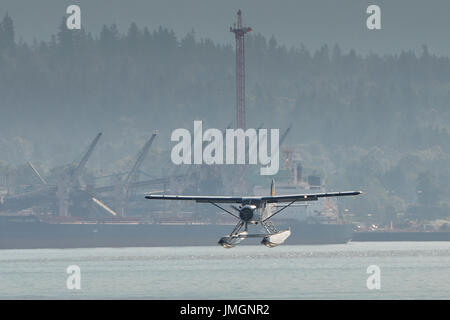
<box><xmin>0</xmin><ymin>14</ymin><xmax>449</xmax><ymax>224</ymax></box>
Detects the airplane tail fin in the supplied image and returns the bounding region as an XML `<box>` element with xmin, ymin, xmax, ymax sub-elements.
<box><xmin>270</xmin><ymin>179</ymin><xmax>275</xmax><ymax>196</ymax></box>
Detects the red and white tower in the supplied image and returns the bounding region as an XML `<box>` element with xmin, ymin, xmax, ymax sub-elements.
<box><xmin>230</xmin><ymin>10</ymin><xmax>251</xmax><ymax>129</ymax></box>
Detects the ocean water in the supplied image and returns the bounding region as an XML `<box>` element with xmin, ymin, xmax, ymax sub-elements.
<box><xmin>0</xmin><ymin>242</ymin><xmax>449</xmax><ymax>299</ymax></box>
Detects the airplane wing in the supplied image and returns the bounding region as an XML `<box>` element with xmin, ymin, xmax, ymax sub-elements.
<box><xmin>145</xmin><ymin>191</ymin><xmax>362</xmax><ymax>204</ymax></box>
<box><xmin>272</xmin><ymin>203</ymin><xmax>308</xmax><ymax>207</ymax></box>
<box><xmin>260</xmin><ymin>191</ymin><xmax>362</xmax><ymax>203</ymax></box>
<box><xmin>145</xmin><ymin>194</ymin><xmax>246</xmax><ymax>203</ymax></box>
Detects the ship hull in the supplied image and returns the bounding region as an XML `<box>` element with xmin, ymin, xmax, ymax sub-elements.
<box><xmin>0</xmin><ymin>217</ymin><xmax>353</xmax><ymax>249</ymax></box>
<box><xmin>352</xmin><ymin>231</ymin><xmax>450</xmax><ymax>242</ymax></box>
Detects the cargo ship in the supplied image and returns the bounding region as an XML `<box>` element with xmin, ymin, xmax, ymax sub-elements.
<box><xmin>352</xmin><ymin>230</ymin><xmax>450</xmax><ymax>241</ymax></box>
<box><xmin>0</xmin><ymin>214</ymin><xmax>352</xmax><ymax>249</ymax></box>
<box><xmin>0</xmin><ymin>143</ymin><xmax>357</xmax><ymax>250</ymax></box>
<box><xmin>0</xmin><ymin>163</ymin><xmax>355</xmax><ymax>249</ymax></box>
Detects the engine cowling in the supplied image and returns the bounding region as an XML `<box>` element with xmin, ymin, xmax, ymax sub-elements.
<box><xmin>239</xmin><ymin>205</ymin><xmax>256</xmax><ymax>222</ymax></box>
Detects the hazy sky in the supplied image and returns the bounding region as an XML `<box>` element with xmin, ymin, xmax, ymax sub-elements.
<box><xmin>1</xmin><ymin>0</ymin><xmax>450</xmax><ymax>54</ymax></box>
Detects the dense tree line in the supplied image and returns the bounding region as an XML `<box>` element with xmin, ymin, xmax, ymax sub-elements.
<box><xmin>0</xmin><ymin>14</ymin><xmax>449</xmax><ymax>224</ymax></box>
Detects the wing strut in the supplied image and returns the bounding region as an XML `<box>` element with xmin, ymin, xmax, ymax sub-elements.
<box><xmin>208</xmin><ymin>201</ymin><xmax>240</xmax><ymax>219</ymax></box>
<box><xmin>262</xmin><ymin>200</ymin><xmax>297</xmax><ymax>222</ymax></box>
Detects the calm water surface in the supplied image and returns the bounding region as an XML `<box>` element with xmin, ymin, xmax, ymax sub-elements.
<box><xmin>1</xmin><ymin>242</ymin><xmax>449</xmax><ymax>299</ymax></box>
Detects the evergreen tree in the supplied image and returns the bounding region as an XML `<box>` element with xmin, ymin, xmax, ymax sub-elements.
<box><xmin>0</xmin><ymin>13</ymin><xmax>15</xmax><ymax>53</ymax></box>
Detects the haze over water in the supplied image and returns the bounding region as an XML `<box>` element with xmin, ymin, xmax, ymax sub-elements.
<box><xmin>1</xmin><ymin>242</ymin><xmax>449</xmax><ymax>299</ymax></box>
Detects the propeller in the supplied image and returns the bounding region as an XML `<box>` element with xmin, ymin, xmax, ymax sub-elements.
<box><xmin>230</xmin><ymin>205</ymin><xmax>247</xmax><ymax>230</ymax></box>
